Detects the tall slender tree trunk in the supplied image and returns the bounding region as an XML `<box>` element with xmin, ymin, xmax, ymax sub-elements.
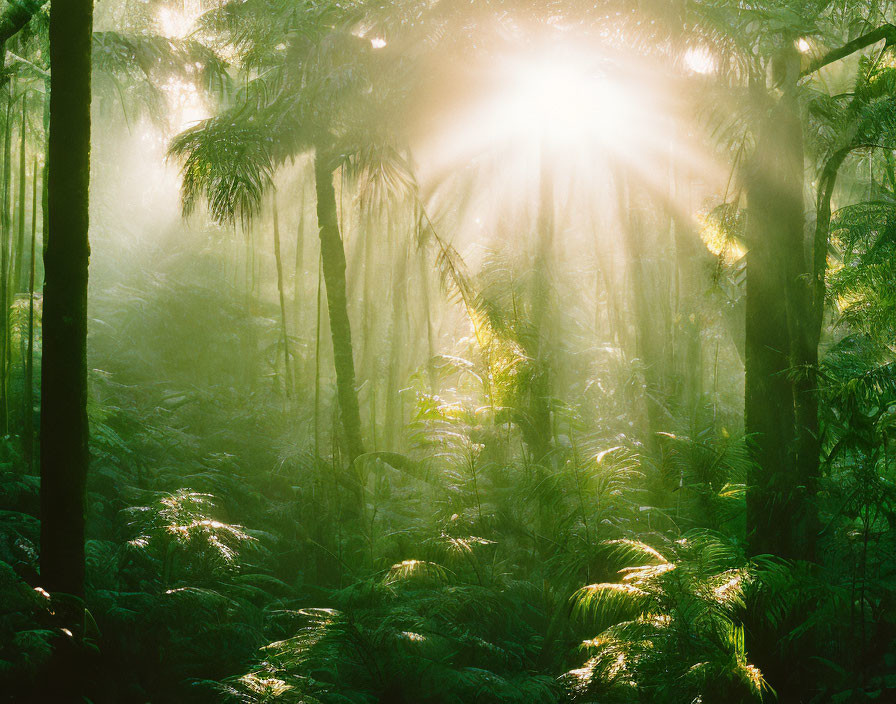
<box><xmin>526</xmin><ymin>141</ymin><xmax>554</xmax><ymax>463</ymax></box>
<box><xmin>789</xmin><ymin>147</ymin><xmax>849</xmax><ymax>534</ymax></box>
<box><xmin>40</xmin><ymin>0</ymin><xmax>92</xmax><ymax>604</ymax></box>
<box><xmin>617</xmin><ymin>172</ymin><xmax>665</xmax><ymax>447</ymax></box>
<box><xmin>359</xmin><ymin>201</ymin><xmax>378</xmax><ymax>450</ymax></box>
<box><xmin>23</xmin><ymin>156</ymin><xmax>36</xmax><ymax>472</ymax></box>
<box><xmin>14</xmin><ymin>92</ymin><xmax>25</xmax><ymax>293</ymax></box>
<box><xmin>11</xmin><ymin>93</ymin><xmax>24</xmax><ymax>433</ymax></box>
<box><xmin>240</xmin><ymin>224</ymin><xmax>258</xmax><ymax>387</ymax></box>
<box><xmin>313</xmin><ymin>150</ymin><xmax>364</xmax><ymax>465</ymax></box>
<box><xmin>41</xmin><ymin>74</ymin><xmax>48</xmax><ymax>257</ymax></box>
<box><xmin>0</xmin><ymin>89</ymin><xmax>12</xmax><ymax>434</ymax></box>
<box><xmin>293</xmin><ymin>182</ymin><xmax>305</xmax><ymax>327</ymax></box>
<box><xmin>667</xmin><ymin>175</ymin><xmax>704</xmax><ymax>416</ymax></box>
<box><xmin>314</xmin><ymin>253</ymin><xmax>322</xmax><ymax>459</ymax></box>
<box><xmin>384</xmin><ymin>224</ymin><xmax>408</xmax><ymax>448</ymax></box>
<box><xmin>272</xmin><ymin>191</ymin><xmax>293</xmax><ymax>398</ymax></box>
<box><xmin>293</xmin><ymin>181</ymin><xmax>309</xmax><ymax>389</ymax></box>
<box><xmin>417</xmin><ymin>235</ymin><xmax>437</xmax><ymax>394</ymax></box>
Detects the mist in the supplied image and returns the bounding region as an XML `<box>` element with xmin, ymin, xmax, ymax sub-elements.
<box><xmin>2</xmin><ymin>1</ymin><xmax>896</xmax><ymax>703</ymax></box>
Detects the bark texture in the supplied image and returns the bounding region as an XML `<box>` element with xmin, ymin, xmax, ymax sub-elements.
<box><xmin>40</xmin><ymin>0</ymin><xmax>93</xmax><ymax>599</ymax></box>
<box><xmin>744</xmin><ymin>51</ymin><xmax>817</xmax><ymax>559</ymax></box>
<box><xmin>313</xmin><ymin>150</ymin><xmax>364</xmax><ymax>465</ymax></box>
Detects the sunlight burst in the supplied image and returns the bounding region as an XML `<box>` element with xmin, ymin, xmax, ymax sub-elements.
<box><xmin>157</xmin><ymin>7</ymin><xmax>196</xmax><ymax>39</ymax></box>
<box><xmin>684</xmin><ymin>46</ymin><xmax>716</xmax><ymax>74</ymax></box>
<box><xmin>495</xmin><ymin>50</ymin><xmax>639</xmax><ymax>147</ymax></box>
<box><xmin>161</xmin><ymin>77</ymin><xmax>209</xmax><ymax>132</ymax></box>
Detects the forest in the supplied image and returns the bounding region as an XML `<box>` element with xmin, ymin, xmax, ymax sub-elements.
<box><xmin>1</xmin><ymin>0</ymin><xmax>895</xmax><ymax>702</ymax></box>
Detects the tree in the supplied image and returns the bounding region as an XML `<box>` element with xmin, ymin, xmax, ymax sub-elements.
<box><xmin>39</xmin><ymin>0</ymin><xmax>93</xmax><ymax>610</ymax></box>
<box><xmin>743</xmin><ymin>20</ymin><xmax>896</xmax><ymax>560</ymax></box>
<box><xmin>314</xmin><ymin>150</ymin><xmax>365</xmax><ymax>461</ymax></box>
<box><xmin>170</xmin><ymin>0</ymin><xmax>412</xmax><ymax>468</ymax></box>
<box><xmin>742</xmin><ymin>43</ymin><xmax>809</xmax><ymax>559</ymax></box>
<box><xmin>625</xmin><ymin>1</ymin><xmax>896</xmax><ymax>561</ymax></box>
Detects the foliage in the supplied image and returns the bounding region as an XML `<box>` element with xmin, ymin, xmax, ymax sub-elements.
<box><xmin>3</xmin><ymin>1</ymin><xmax>896</xmax><ymax>703</ymax></box>
<box><xmin>567</xmin><ymin>532</ymin><xmax>770</xmax><ymax>703</ymax></box>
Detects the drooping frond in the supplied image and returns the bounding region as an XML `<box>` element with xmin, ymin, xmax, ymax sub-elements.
<box><xmin>383</xmin><ymin>559</ymin><xmax>449</xmax><ymax>586</ymax></box>
<box><xmin>93</xmin><ymin>30</ymin><xmax>230</xmax><ymax>127</ymax></box>
<box><xmin>125</xmin><ymin>490</ymin><xmax>258</xmax><ymax>571</ymax></box>
<box><xmin>93</xmin><ymin>31</ymin><xmax>230</xmax><ymax>94</ymax></box>
<box><xmin>168</xmin><ymin>110</ymin><xmax>275</xmax><ymax>227</ymax></box>
<box><xmin>416</xmin><ymin>205</ymin><xmax>478</xmax><ymax>313</ymax></box>
<box><xmin>571</xmin><ymin>582</ymin><xmax>652</xmax><ymax>624</ymax></box>
<box><xmin>342</xmin><ymin>142</ymin><xmax>417</xmax><ymax>211</ymax></box>
<box><xmin>602</xmin><ymin>538</ymin><xmax>670</xmax><ymax>566</ymax></box>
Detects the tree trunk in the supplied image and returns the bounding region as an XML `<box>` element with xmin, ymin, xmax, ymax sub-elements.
<box><xmin>811</xmin><ymin>150</ymin><xmax>848</xmax><ymax>342</ymax></box>
<box><xmin>292</xmin><ymin>183</ymin><xmax>307</xmax><ymax>387</ymax></box>
<box><xmin>417</xmin><ymin>229</ymin><xmax>437</xmax><ymax>394</ymax></box>
<box><xmin>359</xmin><ymin>199</ymin><xmax>378</xmax><ymax>450</ymax></box>
<box><xmin>525</xmin><ymin>142</ymin><xmax>555</xmax><ymax>464</ymax></box>
<box><xmin>14</xmin><ymin>92</ymin><xmax>25</xmax><ymax>293</ymax></box>
<box><xmin>41</xmin><ymin>74</ymin><xmax>48</xmax><ymax>257</ymax></box>
<box><xmin>0</xmin><ymin>89</ymin><xmax>12</xmax><ymax>433</ymax></box>
<box><xmin>618</xmin><ymin>172</ymin><xmax>665</xmax><ymax>449</ymax></box>
<box><xmin>23</xmin><ymin>156</ymin><xmax>36</xmax><ymax>472</ymax></box>
<box><xmin>293</xmin><ymin>181</ymin><xmax>305</xmax><ymax>327</ymax></box>
<box><xmin>744</xmin><ymin>50</ymin><xmax>816</xmax><ymax>559</ymax></box>
<box><xmin>313</xmin><ymin>150</ymin><xmax>364</xmax><ymax>464</ymax></box>
<box><xmin>384</xmin><ymin>223</ymin><xmax>408</xmax><ymax>448</ymax></box>
<box><xmin>40</xmin><ymin>0</ymin><xmax>92</xmax><ymax>603</ymax></box>
<box><xmin>786</xmin><ymin>147</ymin><xmax>849</xmax><ymax>560</ymax></box>
<box><xmin>314</xmin><ymin>253</ymin><xmax>322</xmax><ymax>459</ymax></box>
<box><xmin>272</xmin><ymin>190</ymin><xmax>293</xmax><ymax>398</ymax></box>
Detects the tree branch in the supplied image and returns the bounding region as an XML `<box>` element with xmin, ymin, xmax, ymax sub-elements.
<box><xmin>802</xmin><ymin>24</ymin><xmax>896</xmax><ymax>77</ymax></box>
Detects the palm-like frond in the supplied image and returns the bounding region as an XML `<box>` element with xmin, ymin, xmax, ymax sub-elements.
<box><xmin>828</xmin><ymin>195</ymin><xmax>896</xmax><ymax>343</ymax></box>
<box><xmin>571</xmin><ymin>582</ymin><xmax>653</xmax><ymax>625</ymax></box>
<box><xmin>93</xmin><ymin>30</ymin><xmax>230</xmax><ymax>127</ymax></box>
<box><xmin>568</xmin><ymin>531</ymin><xmax>768</xmax><ymax>702</ymax></box>
<box><xmin>125</xmin><ymin>489</ymin><xmax>258</xmax><ymax>574</ymax></box>
<box><xmin>383</xmin><ymin>559</ymin><xmax>449</xmax><ymax>585</ymax></box>
<box><xmin>169</xmin><ymin>110</ymin><xmax>275</xmax><ymax>226</ymax></box>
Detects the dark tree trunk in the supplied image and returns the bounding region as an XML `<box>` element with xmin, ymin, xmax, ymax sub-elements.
<box><xmin>811</xmin><ymin>151</ymin><xmax>848</xmax><ymax>342</ymax></box>
<box><xmin>0</xmin><ymin>89</ymin><xmax>12</xmax><ymax>433</ymax></box>
<box><xmin>41</xmin><ymin>75</ymin><xmax>48</xmax><ymax>258</ymax></box>
<box><xmin>785</xmin><ymin>148</ymin><xmax>850</xmax><ymax>560</ymax></box>
<box><xmin>744</xmin><ymin>51</ymin><xmax>816</xmax><ymax>559</ymax></box>
<box><xmin>40</xmin><ymin>0</ymin><xmax>92</xmax><ymax>601</ymax></box>
<box><xmin>313</xmin><ymin>150</ymin><xmax>364</xmax><ymax>465</ymax></box>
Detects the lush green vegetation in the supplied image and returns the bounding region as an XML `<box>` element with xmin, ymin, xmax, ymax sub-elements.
<box><xmin>1</xmin><ymin>0</ymin><xmax>896</xmax><ymax>702</ymax></box>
